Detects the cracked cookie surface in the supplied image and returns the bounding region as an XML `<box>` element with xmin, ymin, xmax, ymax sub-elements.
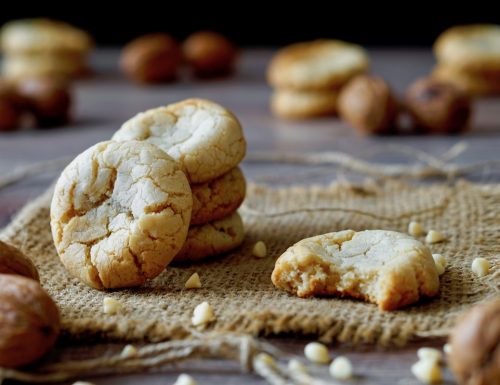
<box><xmin>50</xmin><ymin>140</ymin><xmax>192</xmax><ymax>289</ymax></box>
<box><xmin>191</xmin><ymin>167</ymin><xmax>246</xmax><ymax>225</ymax></box>
<box><xmin>174</xmin><ymin>212</ymin><xmax>244</xmax><ymax>262</ymax></box>
<box><xmin>112</xmin><ymin>98</ymin><xmax>246</xmax><ymax>184</ymax></box>
<box><xmin>272</xmin><ymin>230</ymin><xmax>439</xmax><ymax>310</ymax></box>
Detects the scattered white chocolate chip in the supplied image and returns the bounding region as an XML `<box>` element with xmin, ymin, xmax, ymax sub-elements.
<box><xmin>255</xmin><ymin>353</ymin><xmax>276</xmax><ymax>368</ymax></box>
<box><xmin>185</xmin><ymin>272</ymin><xmax>202</xmax><ymax>289</ymax></box>
<box><xmin>417</xmin><ymin>347</ymin><xmax>443</xmax><ymax>363</ymax></box>
<box><xmin>329</xmin><ymin>356</ymin><xmax>353</xmax><ymax>380</ymax></box>
<box><xmin>411</xmin><ymin>359</ymin><xmax>442</xmax><ymax>384</ymax></box>
<box><xmin>471</xmin><ymin>258</ymin><xmax>490</xmax><ymax>277</ymax></box>
<box><xmin>304</xmin><ymin>342</ymin><xmax>329</xmax><ymax>364</ymax></box>
<box><xmin>173</xmin><ymin>374</ymin><xmax>197</xmax><ymax>385</ymax></box>
<box><xmin>72</xmin><ymin>382</ymin><xmax>95</xmax><ymax>385</ymax></box>
<box><xmin>252</xmin><ymin>241</ymin><xmax>267</xmax><ymax>258</ymax></box>
<box><xmin>443</xmin><ymin>343</ymin><xmax>452</xmax><ymax>355</ymax></box>
<box><xmin>425</xmin><ymin>230</ymin><xmax>446</xmax><ymax>244</ymax></box>
<box><xmin>432</xmin><ymin>254</ymin><xmax>447</xmax><ymax>268</ymax></box>
<box><xmin>288</xmin><ymin>358</ymin><xmax>308</xmax><ymax>373</ymax></box>
<box><xmin>121</xmin><ymin>344</ymin><xmax>138</xmax><ymax>358</ymax></box>
<box><xmin>191</xmin><ymin>301</ymin><xmax>215</xmax><ymax>326</ymax></box>
<box><xmin>103</xmin><ymin>297</ymin><xmax>122</xmax><ymax>315</ymax></box>
<box><xmin>435</xmin><ymin>262</ymin><xmax>445</xmax><ymax>276</ymax></box>
<box><xmin>409</xmin><ymin>221</ymin><xmax>424</xmax><ymax>237</ymax></box>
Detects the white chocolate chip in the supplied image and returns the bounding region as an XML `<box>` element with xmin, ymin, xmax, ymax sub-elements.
<box><xmin>471</xmin><ymin>258</ymin><xmax>490</xmax><ymax>277</ymax></box>
<box><xmin>304</xmin><ymin>342</ymin><xmax>329</xmax><ymax>364</ymax></box>
<box><xmin>173</xmin><ymin>374</ymin><xmax>197</xmax><ymax>385</ymax></box>
<box><xmin>432</xmin><ymin>254</ymin><xmax>446</xmax><ymax>268</ymax></box>
<box><xmin>191</xmin><ymin>301</ymin><xmax>215</xmax><ymax>326</ymax></box>
<box><xmin>253</xmin><ymin>241</ymin><xmax>267</xmax><ymax>258</ymax></box>
<box><xmin>185</xmin><ymin>272</ymin><xmax>202</xmax><ymax>289</ymax></box>
<box><xmin>121</xmin><ymin>344</ymin><xmax>138</xmax><ymax>358</ymax></box>
<box><xmin>409</xmin><ymin>221</ymin><xmax>424</xmax><ymax>237</ymax></box>
<box><xmin>72</xmin><ymin>382</ymin><xmax>95</xmax><ymax>385</ymax></box>
<box><xmin>288</xmin><ymin>358</ymin><xmax>308</xmax><ymax>373</ymax></box>
<box><xmin>411</xmin><ymin>359</ymin><xmax>442</xmax><ymax>384</ymax></box>
<box><xmin>417</xmin><ymin>347</ymin><xmax>443</xmax><ymax>363</ymax></box>
<box><xmin>255</xmin><ymin>353</ymin><xmax>276</xmax><ymax>368</ymax></box>
<box><xmin>425</xmin><ymin>230</ymin><xmax>446</xmax><ymax>244</ymax></box>
<box><xmin>329</xmin><ymin>356</ymin><xmax>353</xmax><ymax>380</ymax></box>
<box><xmin>443</xmin><ymin>343</ymin><xmax>452</xmax><ymax>355</ymax></box>
<box><xmin>103</xmin><ymin>297</ymin><xmax>122</xmax><ymax>315</ymax></box>
<box><xmin>435</xmin><ymin>262</ymin><xmax>445</xmax><ymax>276</ymax></box>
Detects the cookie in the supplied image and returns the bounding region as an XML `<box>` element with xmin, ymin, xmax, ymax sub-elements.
<box><xmin>432</xmin><ymin>65</ymin><xmax>500</xmax><ymax>95</ymax></box>
<box><xmin>434</xmin><ymin>24</ymin><xmax>500</xmax><ymax>74</ymax></box>
<box><xmin>1</xmin><ymin>19</ymin><xmax>92</xmax><ymax>54</ymax></box>
<box><xmin>272</xmin><ymin>230</ymin><xmax>439</xmax><ymax>310</ymax></box>
<box><xmin>50</xmin><ymin>140</ymin><xmax>192</xmax><ymax>289</ymax></box>
<box><xmin>267</xmin><ymin>40</ymin><xmax>369</xmax><ymax>90</ymax></box>
<box><xmin>113</xmin><ymin>98</ymin><xmax>246</xmax><ymax>184</ymax></box>
<box><xmin>191</xmin><ymin>167</ymin><xmax>246</xmax><ymax>225</ymax></box>
<box><xmin>270</xmin><ymin>89</ymin><xmax>338</xmax><ymax>119</ymax></box>
<box><xmin>174</xmin><ymin>212</ymin><xmax>244</xmax><ymax>262</ymax></box>
<box><xmin>2</xmin><ymin>54</ymin><xmax>87</xmax><ymax>80</ymax></box>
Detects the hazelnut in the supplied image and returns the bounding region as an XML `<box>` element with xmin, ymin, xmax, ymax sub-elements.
<box><xmin>448</xmin><ymin>299</ymin><xmax>500</xmax><ymax>385</ymax></box>
<box><xmin>183</xmin><ymin>31</ymin><xmax>238</xmax><ymax>77</ymax></box>
<box><xmin>121</xmin><ymin>33</ymin><xmax>182</xmax><ymax>84</ymax></box>
<box><xmin>0</xmin><ymin>240</ymin><xmax>39</xmax><ymax>280</ymax></box>
<box><xmin>0</xmin><ymin>79</ymin><xmax>23</xmax><ymax>131</ymax></box>
<box><xmin>16</xmin><ymin>77</ymin><xmax>72</xmax><ymax>127</ymax></box>
<box><xmin>338</xmin><ymin>75</ymin><xmax>398</xmax><ymax>135</ymax></box>
<box><xmin>405</xmin><ymin>77</ymin><xmax>472</xmax><ymax>134</ymax></box>
<box><xmin>0</xmin><ymin>274</ymin><xmax>60</xmax><ymax>367</ymax></box>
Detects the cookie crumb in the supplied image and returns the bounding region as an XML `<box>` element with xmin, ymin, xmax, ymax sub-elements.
<box><xmin>252</xmin><ymin>241</ymin><xmax>267</xmax><ymax>258</ymax></box>
<box><xmin>103</xmin><ymin>297</ymin><xmax>122</xmax><ymax>315</ymax></box>
<box><xmin>425</xmin><ymin>230</ymin><xmax>446</xmax><ymax>244</ymax></box>
<box><xmin>411</xmin><ymin>359</ymin><xmax>442</xmax><ymax>384</ymax></box>
<box><xmin>288</xmin><ymin>358</ymin><xmax>308</xmax><ymax>373</ymax></box>
<box><xmin>191</xmin><ymin>301</ymin><xmax>215</xmax><ymax>326</ymax></box>
<box><xmin>185</xmin><ymin>272</ymin><xmax>202</xmax><ymax>289</ymax></box>
<box><xmin>255</xmin><ymin>353</ymin><xmax>276</xmax><ymax>368</ymax></box>
<box><xmin>121</xmin><ymin>344</ymin><xmax>138</xmax><ymax>358</ymax></box>
<box><xmin>304</xmin><ymin>342</ymin><xmax>329</xmax><ymax>364</ymax></box>
<box><xmin>329</xmin><ymin>356</ymin><xmax>353</xmax><ymax>380</ymax></box>
<box><xmin>409</xmin><ymin>221</ymin><xmax>424</xmax><ymax>237</ymax></box>
<box><xmin>417</xmin><ymin>347</ymin><xmax>442</xmax><ymax>363</ymax></box>
<box><xmin>471</xmin><ymin>258</ymin><xmax>490</xmax><ymax>277</ymax></box>
<box><xmin>173</xmin><ymin>374</ymin><xmax>197</xmax><ymax>385</ymax></box>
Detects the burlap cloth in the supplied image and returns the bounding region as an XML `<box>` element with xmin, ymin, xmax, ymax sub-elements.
<box><xmin>1</xmin><ymin>179</ymin><xmax>499</xmax><ymax>349</ymax></box>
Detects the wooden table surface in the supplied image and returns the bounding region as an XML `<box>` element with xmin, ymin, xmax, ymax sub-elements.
<box><xmin>1</xmin><ymin>48</ymin><xmax>499</xmax><ymax>385</ymax></box>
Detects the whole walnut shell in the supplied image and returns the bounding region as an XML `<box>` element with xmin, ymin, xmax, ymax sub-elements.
<box><xmin>0</xmin><ymin>240</ymin><xmax>39</xmax><ymax>280</ymax></box>
<box><xmin>183</xmin><ymin>31</ymin><xmax>238</xmax><ymax>77</ymax></box>
<box><xmin>0</xmin><ymin>79</ymin><xmax>23</xmax><ymax>131</ymax></box>
<box><xmin>448</xmin><ymin>299</ymin><xmax>500</xmax><ymax>385</ymax></box>
<box><xmin>405</xmin><ymin>77</ymin><xmax>472</xmax><ymax>134</ymax></box>
<box><xmin>0</xmin><ymin>274</ymin><xmax>60</xmax><ymax>367</ymax></box>
<box><xmin>338</xmin><ymin>75</ymin><xmax>398</xmax><ymax>135</ymax></box>
<box><xmin>16</xmin><ymin>77</ymin><xmax>72</xmax><ymax>128</ymax></box>
<box><xmin>120</xmin><ymin>33</ymin><xmax>182</xmax><ymax>84</ymax></box>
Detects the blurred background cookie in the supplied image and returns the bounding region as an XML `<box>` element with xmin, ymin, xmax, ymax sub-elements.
<box><xmin>120</xmin><ymin>33</ymin><xmax>182</xmax><ymax>84</ymax></box>
<box><xmin>433</xmin><ymin>24</ymin><xmax>500</xmax><ymax>95</ymax></box>
<box><xmin>0</xmin><ymin>19</ymin><xmax>92</xmax><ymax>80</ymax></box>
<box><xmin>270</xmin><ymin>88</ymin><xmax>338</xmax><ymax>119</ymax></box>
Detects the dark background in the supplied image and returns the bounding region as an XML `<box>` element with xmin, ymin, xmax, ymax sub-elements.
<box><xmin>1</xmin><ymin>4</ymin><xmax>499</xmax><ymax>47</ymax></box>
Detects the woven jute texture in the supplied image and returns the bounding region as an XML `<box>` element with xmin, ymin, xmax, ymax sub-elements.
<box><xmin>1</xmin><ymin>180</ymin><xmax>499</xmax><ymax>346</ymax></box>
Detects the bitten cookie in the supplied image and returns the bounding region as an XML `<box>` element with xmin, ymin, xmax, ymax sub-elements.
<box><xmin>267</xmin><ymin>40</ymin><xmax>369</xmax><ymax>90</ymax></box>
<box><xmin>270</xmin><ymin>89</ymin><xmax>338</xmax><ymax>119</ymax></box>
<box><xmin>174</xmin><ymin>212</ymin><xmax>244</xmax><ymax>262</ymax></box>
<box><xmin>191</xmin><ymin>167</ymin><xmax>246</xmax><ymax>225</ymax></box>
<box><xmin>50</xmin><ymin>140</ymin><xmax>192</xmax><ymax>289</ymax></box>
<box><xmin>113</xmin><ymin>98</ymin><xmax>246</xmax><ymax>183</ymax></box>
<box><xmin>272</xmin><ymin>230</ymin><xmax>439</xmax><ymax>310</ymax></box>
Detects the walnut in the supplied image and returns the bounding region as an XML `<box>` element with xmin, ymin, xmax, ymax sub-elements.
<box><xmin>16</xmin><ymin>77</ymin><xmax>72</xmax><ymax>127</ymax></box>
<box><xmin>0</xmin><ymin>274</ymin><xmax>60</xmax><ymax>367</ymax></box>
<box><xmin>338</xmin><ymin>75</ymin><xmax>398</xmax><ymax>135</ymax></box>
<box><xmin>120</xmin><ymin>33</ymin><xmax>182</xmax><ymax>84</ymax></box>
<box><xmin>448</xmin><ymin>299</ymin><xmax>500</xmax><ymax>385</ymax></box>
<box><xmin>405</xmin><ymin>77</ymin><xmax>472</xmax><ymax>134</ymax></box>
<box><xmin>0</xmin><ymin>240</ymin><xmax>39</xmax><ymax>280</ymax></box>
<box><xmin>183</xmin><ymin>31</ymin><xmax>237</xmax><ymax>78</ymax></box>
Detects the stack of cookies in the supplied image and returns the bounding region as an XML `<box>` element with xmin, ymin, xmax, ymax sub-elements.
<box><xmin>112</xmin><ymin>98</ymin><xmax>247</xmax><ymax>264</ymax></box>
<box><xmin>433</xmin><ymin>24</ymin><xmax>500</xmax><ymax>95</ymax></box>
<box><xmin>0</xmin><ymin>19</ymin><xmax>92</xmax><ymax>80</ymax></box>
<box><xmin>267</xmin><ymin>39</ymin><xmax>369</xmax><ymax>119</ymax></box>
